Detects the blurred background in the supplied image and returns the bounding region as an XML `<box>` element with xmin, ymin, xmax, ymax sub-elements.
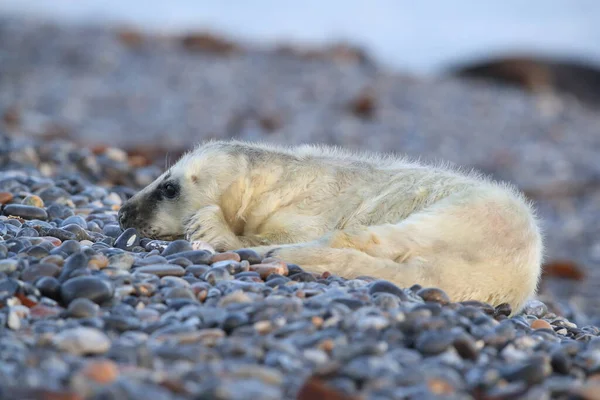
<box><xmin>1</xmin><ymin>1</ymin><xmax>600</xmax><ymax>322</ymax></box>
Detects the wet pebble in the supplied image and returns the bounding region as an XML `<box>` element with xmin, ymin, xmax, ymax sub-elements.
<box><xmin>135</xmin><ymin>264</ymin><xmax>185</xmax><ymax>277</ymax></box>
<box><xmin>417</xmin><ymin>287</ymin><xmax>451</xmax><ymax>304</ymax></box>
<box><xmin>35</xmin><ymin>276</ymin><xmax>62</xmax><ymax>300</ymax></box>
<box><xmin>21</xmin><ymin>195</ymin><xmax>44</xmax><ymax>207</ymax></box>
<box><xmin>166</xmin><ymin>250</ymin><xmax>212</xmax><ymax>264</ymax></box>
<box><xmin>521</xmin><ymin>300</ymin><xmax>548</xmax><ymax>318</ymax></box>
<box><xmin>114</xmin><ymin>227</ymin><xmax>140</xmax><ymax>250</ymax></box>
<box><xmin>235</xmin><ymin>249</ymin><xmax>263</xmax><ymax>264</ymax></box>
<box><xmin>368</xmin><ymin>280</ymin><xmax>410</xmax><ymax>301</ymax></box>
<box><xmin>67</xmin><ymin>297</ymin><xmax>100</xmax><ymax>318</ymax></box>
<box><xmin>161</xmin><ymin>240</ymin><xmax>193</xmax><ymax>256</ymax></box>
<box><xmin>3</xmin><ymin>204</ymin><xmax>48</xmax><ymax>220</ymax></box>
<box><xmin>0</xmin><ymin>259</ymin><xmax>19</xmax><ymax>274</ymax></box>
<box><xmin>60</xmin><ymin>276</ymin><xmax>115</xmax><ymax>305</ymax></box>
<box><xmin>20</xmin><ymin>262</ymin><xmax>60</xmax><ymax>282</ymax></box>
<box><xmin>52</xmin><ymin>327</ymin><xmax>111</xmax><ymax>355</ymax></box>
<box><xmin>415</xmin><ymin>330</ymin><xmax>455</xmax><ymax>355</ymax></box>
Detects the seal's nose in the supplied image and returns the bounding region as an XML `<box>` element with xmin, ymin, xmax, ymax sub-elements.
<box><xmin>118</xmin><ymin>204</ymin><xmax>131</xmax><ymax>229</ymax></box>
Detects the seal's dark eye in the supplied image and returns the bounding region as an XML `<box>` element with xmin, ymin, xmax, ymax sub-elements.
<box><xmin>163</xmin><ymin>183</ymin><xmax>178</xmax><ymax>199</ymax></box>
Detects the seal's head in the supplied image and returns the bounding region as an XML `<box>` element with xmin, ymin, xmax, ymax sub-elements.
<box><xmin>118</xmin><ymin>167</ymin><xmax>187</xmax><ymax>240</ymax></box>
<box><xmin>117</xmin><ymin>142</ymin><xmax>241</xmax><ymax>240</ymax></box>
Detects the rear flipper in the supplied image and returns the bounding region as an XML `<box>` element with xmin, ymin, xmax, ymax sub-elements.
<box><xmin>256</xmin><ymin>188</ymin><xmax>543</xmax><ymax>313</ymax></box>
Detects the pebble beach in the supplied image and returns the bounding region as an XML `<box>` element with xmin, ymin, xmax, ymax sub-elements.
<box><xmin>2</xmin><ymin>14</ymin><xmax>600</xmax><ymax>400</ymax></box>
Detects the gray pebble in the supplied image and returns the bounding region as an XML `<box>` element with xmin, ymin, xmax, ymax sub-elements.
<box><xmin>67</xmin><ymin>297</ymin><xmax>100</xmax><ymax>318</ymax></box>
<box><xmin>417</xmin><ymin>287</ymin><xmax>451</xmax><ymax>304</ymax></box>
<box><xmin>52</xmin><ymin>326</ymin><xmax>111</xmax><ymax>355</ymax></box>
<box><xmin>0</xmin><ymin>278</ymin><xmax>20</xmax><ymax>296</ymax></box>
<box><xmin>60</xmin><ymin>215</ymin><xmax>88</xmax><ymax>228</ymax></box>
<box><xmin>0</xmin><ymin>259</ymin><xmax>19</xmax><ymax>274</ymax></box>
<box><xmin>368</xmin><ymin>280</ymin><xmax>409</xmax><ymax>301</ymax></box>
<box><xmin>114</xmin><ymin>227</ymin><xmax>140</xmax><ymax>250</ymax></box>
<box><xmin>135</xmin><ymin>264</ymin><xmax>185</xmax><ymax>277</ymax></box>
<box><xmin>521</xmin><ymin>300</ymin><xmax>549</xmax><ymax>318</ymax></box>
<box><xmin>60</xmin><ymin>275</ymin><xmax>115</xmax><ymax>305</ymax></box>
<box><xmin>166</xmin><ymin>250</ymin><xmax>212</xmax><ymax>264</ymax></box>
<box><xmin>415</xmin><ymin>330</ymin><xmax>455</xmax><ymax>355</ymax></box>
<box><xmin>35</xmin><ymin>276</ymin><xmax>61</xmax><ymax>300</ymax></box>
<box><xmin>20</xmin><ymin>262</ymin><xmax>60</xmax><ymax>282</ymax></box>
<box><xmin>161</xmin><ymin>240</ymin><xmax>192</xmax><ymax>256</ymax></box>
<box><xmin>3</xmin><ymin>204</ymin><xmax>48</xmax><ymax>220</ymax></box>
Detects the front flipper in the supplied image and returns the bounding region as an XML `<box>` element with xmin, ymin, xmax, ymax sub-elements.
<box><xmin>183</xmin><ymin>205</ymin><xmax>243</xmax><ymax>251</ymax></box>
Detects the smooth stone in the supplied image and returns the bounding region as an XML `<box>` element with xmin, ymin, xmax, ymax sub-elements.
<box><xmin>61</xmin><ymin>224</ymin><xmax>91</xmax><ymax>241</ymax></box>
<box><xmin>137</xmin><ymin>255</ymin><xmax>169</xmax><ymax>265</ymax></box>
<box><xmin>501</xmin><ymin>355</ymin><xmax>552</xmax><ymax>384</ymax></box>
<box><xmin>114</xmin><ymin>227</ymin><xmax>140</xmax><ymax>250</ymax></box>
<box><xmin>103</xmin><ymin>224</ymin><xmax>123</xmax><ymax>239</ymax></box>
<box><xmin>17</xmin><ymin>227</ymin><xmax>39</xmax><ymax>238</ymax></box>
<box><xmin>286</xmin><ymin>264</ymin><xmax>305</xmax><ymax>275</ymax></box>
<box><xmin>135</xmin><ymin>264</ymin><xmax>185</xmax><ymax>277</ymax></box>
<box><xmin>453</xmin><ymin>333</ymin><xmax>480</xmax><ymax>360</ymax></box>
<box><xmin>203</xmin><ymin>267</ymin><xmax>232</xmax><ymax>285</ymax></box>
<box><xmin>550</xmin><ymin>348</ymin><xmax>572</xmax><ymax>375</ymax></box>
<box><xmin>167</xmin><ymin>256</ymin><xmax>193</xmax><ymax>268</ymax></box>
<box><xmin>21</xmin><ymin>262</ymin><xmax>60</xmax><ymax>282</ymax></box>
<box><xmin>3</xmin><ymin>204</ymin><xmax>48</xmax><ymax>220</ymax></box>
<box><xmin>166</xmin><ymin>250</ymin><xmax>212</xmax><ymax>264</ymax></box>
<box><xmin>52</xmin><ymin>327</ymin><xmax>111</xmax><ymax>355</ymax></box>
<box><xmin>161</xmin><ymin>240</ymin><xmax>193</xmax><ymax>256</ymax></box>
<box><xmin>61</xmin><ymin>215</ymin><xmax>88</xmax><ymax>229</ymax></box>
<box><xmin>249</xmin><ymin>261</ymin><xmax>288</xmax><ymax>279</ymax></box>
<box><xmin>459</xmin><ymin>301</ymin><xmax>495</xmax><ymax>315</ymax></box>
<box><xmin>25</xmin><ymin>245</ymin><xmax>50</xmax><ymax>259</ymax></box>
<box><xmin>417</xmin><ymin>287</ymin><xmax>451</xmax><ymax>304</ymax></box>
<box><xmin>7</xmin><ymin>309</ymin><xmax>21</xmax><ymax>330</ymax></box>
<box><xmin>186</xmin><ymin>265</ymin><xmax>210</xmax><ymax>277</ymax></box>
<box><xmin>52</xmin><ymin>240</ymin><xmax>81</xmax><ymax>256</ymax></box>
<box><xmin>60</xmin><ymin>276</ymin><xmax>115</xmax><ymax>305</ymax></box>
<box><xmin>521</xmin><ymin>300</ymin><xmax>548</xmax><ymax>318</ymax></box>
<box><xmin>0</xmin><ymin>259</ymin><xmax>19</xmax><ymax>274</ymax></box>
<box><xmin>46</xmin><ymin>228</ymin><xmax>77</xmax><ymax>242</ymax></box>
<box><xmin>108</xmin><ymin>252</ymin><xmax>135</xmax><ymax>270</ymax></box>
<box><xmin>415</xmin><ymin>331</ymin><xmax>455</xmax><ymax>355</ymax></box>
<box><xmin>67</xmin><ymin>297</ymin><xmax>100</xmax><ymax>318</ymax></box>
<box><xmin>46</xmin><ymin>204</ymin><xmax>74</xmax><ymax>220</ymax></box>
<box><xmin>0</xmin><ymin>278</ymin><xmax>20</xmax><ymax>296</ymax></box>
<box><xmin>58</xmin><ymin>252</ymin><xmax>89</xmax><ymax>282</ymax></box>
<box><xmin>164</xmin><ymin>287</ymin><xmax>196</xmax><ymax>300</ymax></box>
<box><xmin>76</xmin><ymin>359</ymin><xmax>119</xmax><ymax>386</ymax></box>
<box><xmin>102</xmin><ymin>315</ymin><xmax>142</xmax><ymax>332</ymax></box>
<box><xmin>266</xmin><ymin>277</ymin><xmax>290</xmax><ymax>288</ymax></box>
<box><xmin>143</xmin><ymin>240</ymin><xmax>170</xmax><ymax>252</ymax></box>
<box><xmin>160</xmin><ymin>276</ymin><xmax>190</xmax><ymax>288</ymax></box>
<box><xmin>38</xmin><ymin>186</ymin><xmax>70</xmax><ymax>203</ymax></box>
<box><xmin>0</xmin><ymin>192</ymin><xmax>13</xmax><ymax>204</ymax></box>
<box><xmin>531</xmin><ymin>319</ymin><xmax>553</xmax><ymax>331</ymax></box>
<box><xmin>210</xmin><ymin>251</ymin><xmax>241</xmax><ymax>263</ymax></box>
<box><xmin>35</xmin><ymin>276</ymin><xmax>62</xmax><ymax>300</ymax></box>
<box><xmin>221</xmin><ymin>312</ymin><xmax>250</xmax><ymax>333</ymax></box>
<box><xmin>494</xmin><ymin>303</ymin><xmax>512</xmax><ymax>317</ymax></box>
<box><xmin>368</xmin><ymin>280</ymin><xmax>409</xmax><ymax>301</ymax></box>
<box><xmin>211</xmin><ymin>260</ymin><xmax>242</xmax><ymax>273</ymax></box>
<box><xmin>290</xmin><ymin>272</ymin><xmax>317</xmax><ymax>282</ymax></box>
<box><xmin>234</xmin><ymin>249</ymin><xmax>263</xmax><ymax>264</ymax></box>
<box><xmin>21</xmin><ymin>195</ymin><xmax>44</xmax><ymax>208</ymax></box>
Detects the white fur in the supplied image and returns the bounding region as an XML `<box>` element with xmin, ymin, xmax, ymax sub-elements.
<box><xmin>129</xmin><ymin>139</ymin><xmax>544</xmax><ymax>313</ymax></box>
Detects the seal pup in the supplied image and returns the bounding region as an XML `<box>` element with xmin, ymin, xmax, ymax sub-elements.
<box><xmin>119</xmin><ymin>139</ymin><xmax>544</xmax><ymax>312</ymax></box>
